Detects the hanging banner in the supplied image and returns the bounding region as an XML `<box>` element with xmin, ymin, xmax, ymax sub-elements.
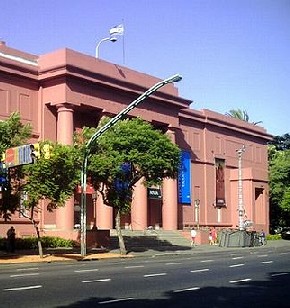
<box><xmin>215</xmin><ymin>159</ymin><xmax>226</xmax><ymax>207</ymax></box>
<box><xmin>178</xmin><ymin>150</ymin><xmax>191</xmax><ymax>204</ymax></box>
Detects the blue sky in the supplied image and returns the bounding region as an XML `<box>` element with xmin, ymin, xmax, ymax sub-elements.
<box><xmin>1</xmin><ymin>0</ymin><xmax>289</xmax><ymax>136</ymax></box>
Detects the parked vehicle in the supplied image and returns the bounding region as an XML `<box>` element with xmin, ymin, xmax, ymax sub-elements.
<box><xmin>281</xmin><ymin>227</ymin><xmax>290</xmax><ymax>240</ymax></box>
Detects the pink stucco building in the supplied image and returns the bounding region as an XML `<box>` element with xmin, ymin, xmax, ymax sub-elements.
<box><xmin>0</xmin><ymin>42</ymin><xmax>271</xmax><ymax>242</ymax></box>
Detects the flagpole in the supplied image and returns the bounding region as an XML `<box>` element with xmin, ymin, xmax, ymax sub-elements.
<box><xmin>122</xmin><ymin>20</ymin><xmax>125</xmax><ymax>64</ymax></box>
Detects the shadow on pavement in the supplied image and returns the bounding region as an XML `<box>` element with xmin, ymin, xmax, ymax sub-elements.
<box><xmin>57</xmin><ymin>271</ymin><xmax>290</xmax><ymax>308</ymax></box>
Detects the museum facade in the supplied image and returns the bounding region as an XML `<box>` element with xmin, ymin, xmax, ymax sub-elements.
<box><xmin>0</xmin><ymin>41</ymin><xmax>272</xmax><ymax>241</ymax></box>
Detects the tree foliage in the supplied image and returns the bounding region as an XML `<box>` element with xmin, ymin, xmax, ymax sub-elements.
<box><xmin>225</xmin><ymin>109</ymin><xmax>262</xmax><ymax>125</ymax></box>
<box><xmin>0</xmin><ymin>112</ymin><xmax>32</xmax><ymax>156</ymax></box>
<box><xmin>22</xmin><ymin>141</ymin><xmax>81</xmax><ymax>209</ymax></box>
<box><xmin>269</xmin><ymin>133</ymin><xmax>290</xmax><ymax>151</ymax></box>
<box><xmin>0</xmin><ymin>113</ymin><xmax>82</xmax><ymax>257</ymax></box>
<box><xmin>269</xmin><ymin>137</ymin><xmax>290</xmax><ymax>229</ymax></box>
<box><xmin>78</xmin><ymin>117</ymin><xmax>181</xmax><ymax>254</ymax></box>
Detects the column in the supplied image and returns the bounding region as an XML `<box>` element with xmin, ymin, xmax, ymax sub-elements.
<box><xmin>96</xmin><ymin>192</ymin><xmax>113</xmax><ymax>229</ymax></box>
<box><xmin>131</xmin><ymin>178</ymin><xmax>148</xmax><ymax>230</ymax></box>
<box><xmin>162</xmin><ymin>178</ymin><xmax>178</xmax><ymax>230</ymax></box>
<box><xmin>55</xmin><ymin>104</ymin><xmax>75</xmax><ymax>231</ymax></box>
<box><xmin>162</xmin><ymin>128</ymin><xmax>178</xmax><ymax>230</ymax></box>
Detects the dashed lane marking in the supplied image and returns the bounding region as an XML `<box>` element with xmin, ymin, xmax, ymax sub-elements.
<box><xmin>190</xmin><ymin>269</ymin><xmax>209</xmax><ymax>273</ymax></box>
<box><xmin>229</xmin><ymin>278</ymin><xmax>252</xmax><ymax>283</ymax></box>
<box><xmin>82</xmin><ymin>279</ymin><xmax>111</xmax><ymax>283</ymax></box>
<box><xmin>144</xmin><ymin>273</ymin><xmax>167</xmax><ymax>278</ymax></box>
<box><xmin>10</xmin><ymin>273</ymin><xmax>39</xmax><ymax>278</ymax></box>
<box><xmin>229</xmin><ymin>264</ymin><xmax>245</xmax><ymax>268</ymax></box>
<box><xmin>173</xmin><ymin>287</ymin><xmax>200</xmax><ymax>293</ymax></box>
<box><xmin>3</xmin><ymin>285</ymin><xmax>42</xmax><ymax>291</ymax></box>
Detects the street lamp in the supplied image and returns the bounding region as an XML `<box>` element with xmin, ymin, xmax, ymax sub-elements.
<box><xmin>95</xmin><ymin>36</ymin><xmax>117</xmax><ymax>58</ymax></box>
<box><xmin>95</xmin><ymin>24</ymin><xmax>124</xmax><ymax>58</ymax></box>
<box><xmin>194</xmin><ymin>199</ymin><xmax>200</xmax><ymax>230</ymax></box>
<box><xmin>80</xmin><ymin>73</ymin><xmax>182</xmax><ymax>256</ymax></box>
<box><xmin>237</xmin><ymin>145</ymin><xmax>246</xmax><ymax>230</ymax></box>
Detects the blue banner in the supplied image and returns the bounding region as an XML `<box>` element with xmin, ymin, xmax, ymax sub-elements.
<box><xmin>178</xmin><ymin>150</ymin><xmax>191</xmax><ymax>204</ymax></box>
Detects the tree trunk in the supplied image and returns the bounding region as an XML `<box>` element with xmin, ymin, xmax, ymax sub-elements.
<box><xmin>31</xmin><ymin>219</ymin><xmax>43</xmax><ymax>258</ymax></box>
<box><xmin>20</xmin><ymin>209</ymin><xmax>44</xmax><ymax>258</ymax></box>
<box><xmin>115</xmin><ymin>210</ymin><xmax>127</xmax><ymax>255</ymax></box>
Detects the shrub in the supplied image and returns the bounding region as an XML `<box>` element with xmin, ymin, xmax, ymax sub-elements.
<box><xmin>266</xmin><ymin>234</ymin><xmax>281</xmax><ymax>240</ymax></box>
<box><xmin>0</xmin><ymin>236</ymin><xmax>77</xmax><ymax>251</ymax></box>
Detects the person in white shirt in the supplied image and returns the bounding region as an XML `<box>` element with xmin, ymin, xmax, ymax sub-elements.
<box><xmin>190</xmin><ymin>228</ymin><xmax>197</xmax><ymax>247</ymax></box>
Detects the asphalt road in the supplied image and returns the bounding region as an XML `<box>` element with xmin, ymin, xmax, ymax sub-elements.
<box><xmin>0</xmin><ymin>244</ymin><xmax>290</xmax><ymax>308</ymax></box>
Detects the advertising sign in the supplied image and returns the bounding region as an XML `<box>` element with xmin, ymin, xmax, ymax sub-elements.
<box><xmin>5</xmin><ymin>145</ymin><xmax>33</xmax><ymax>167</ymax></box>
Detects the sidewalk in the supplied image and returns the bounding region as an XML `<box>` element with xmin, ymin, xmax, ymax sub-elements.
<box><xmin>1</xmin><ymin>240</ymin><xmax>289</xmax><ymax>264</ymax></box>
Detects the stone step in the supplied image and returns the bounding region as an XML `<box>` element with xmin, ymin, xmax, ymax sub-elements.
<box><xmin>109</xmin><ymin>229</ymin><xmax>191</xmax><ymax>252</ymax></box>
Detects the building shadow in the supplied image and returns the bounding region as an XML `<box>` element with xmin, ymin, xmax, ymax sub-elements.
<box><xmin>57</xmin><ymin>271</ymin><xmax>290</xmax><ymax>308</ymax></box>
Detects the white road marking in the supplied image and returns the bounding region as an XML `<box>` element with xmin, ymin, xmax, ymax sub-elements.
<box><xmin>144</xmin><ymin>273</ymin><xmax>167</xmax><ymax>278</ymax></box>
<box><xmin>261</xmin><ymin>261</ymin><xmax>273</xmax><ymax>264</ymax></box>
<box><xmin>166</xmin><ymin>262</ymin><xmax>182</xmax><ymax>265</ymax></box>
<box><xmin>74</xmin><ymin>269</ymin><xmax>99</xmax><ymax>273</ymax></box>
<box><xmin>173</xmin><ymin>287</ymin><xmax>200</xmax><ymax>293</ymax></box>
<box><xmin>190</xmin><ymin>269</ymin><xmax>209</xmax><ymax>273</ymax></box>
<box><xmin>10</xmin><ymin>273</ymin><xmax>39</xmax><ymax>278</ymax></box>
<box><xmin>200</xmin><ymin>260</ymin><xmax>214</xmax><ymax>263</ymax></box>
<box><xmin>271</xmin><ymin>273</ymin><xmax>288</xmax><ymax>277</ymax></box>
<box><xmin>16</xmin><ymin>267</ymin><xmax>39</xmax><ymax>271</ymax></box>
<box><xmin>99</xmin><ymin>298</ymin><xmax>134</xmax><ymax>304</ymax></box>
<box><xmin>257</xmin><ymin>254</ymin><xmax>268</xmax><ymax>258</ymax></box>
<box><xmin>229</xmin><ymin>264</ymin><xmax>245</xmax><ymax>268</ymax></box>
<box><xmin>82</xmin><ymin>279</ymin><xmax>111</xmax><ymax>283</ymax></box>
<box><xmin>229</xmin><ymin>278</ymin><xmax>252</xmax><ymax>283</ymax></box>
<box><xmin>124</xmin><ymin>265</ymin><xmax>144</xmax><ymax>269</ymax></box>
<box><xmin>232</xmin><ymin>256</ymin><xmax>244</xmax><ymax>260</ymax></box>
<box><xmin>3</xmin><ymin>285</ymin><xmax>42</xmax><ymax>291</ymax></box>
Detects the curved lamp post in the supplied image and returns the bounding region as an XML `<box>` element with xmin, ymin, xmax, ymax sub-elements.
<box><xmin>95</xmin><ymin>36</ymin><xmax>117</xmax><ymax>58</ymax></box>
<box><xmin>80</xmin><ymin>73</ymin><xmax>182</xmax><ymax>256</ymax></box>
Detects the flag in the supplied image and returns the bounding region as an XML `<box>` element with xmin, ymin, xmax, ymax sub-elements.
<box><xmin>110</xmin><ymin>24</ymin><xmax>124</xmax><ymax>36</ymax></box>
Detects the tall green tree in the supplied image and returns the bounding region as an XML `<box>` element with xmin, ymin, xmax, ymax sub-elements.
<box><xmin>80</xmin><ymin>117</ymin><xmax>181</xmax><ymax>255</ymax></box>
<box><xmin>268</xmin><ymin>134</ymin><xmax>290</xmax><ymax>231</ymax></box>
<box><xmin>0</xmin><ymin>113</ymin><xmax>82</xmax><ymax>256</ymax></box>
<box><xmin>225</xmin><ymin>109</ymin><xmax>262</xmax><ymax>125</ymax></box>
<box><xmin>0</xmin><ymin>112</ymin><xmax>32</xmax><ymax>220</ymax></box>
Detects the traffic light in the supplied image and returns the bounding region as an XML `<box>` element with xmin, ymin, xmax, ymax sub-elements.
<box><xmin>0</xmin><ymin>162</ymin><xmax>7</xmax><ymax>185</ymax></box>
<box><xmin>30</xmin><ymin>143</ymin><xmax>40</xmax><ymax>162</ymax></box>
<box><xmin>1</xmin><ymin>153</ymin><xmax>5</xmax><ymax>163</ymax></box>
<box><xmin>42</xmin><ymin>144</ymin><xmax>53</xmax><ymax>159</ymax></box>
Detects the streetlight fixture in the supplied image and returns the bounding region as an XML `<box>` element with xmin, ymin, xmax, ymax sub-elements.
<box><xmin>194</xmin><ymin>199</ymin><xmax>200</xmax><ymax>230</ymax></box>
<box><xmin>95</xmin><ymin>24</ymin><xmax>124</xmax><ymax>58</ymax></box>
<box><xmin>95</xmin><ymin>36</ymin><xmax>117</xmax><ymax>58</ymax></box>
<box><xmin>80</xmin><ymin>73</ymin><xmax>182</xmax><ymax>256</ymax></box>
<box><xmin>237</xmin><ymin>145</ymin><xmax>246</xmax><ymax>230</ymax></box>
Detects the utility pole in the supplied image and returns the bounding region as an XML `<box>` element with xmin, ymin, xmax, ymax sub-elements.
<box><xmin>80</xmin><ymin>74</ymin><xmax>182</xmax><ymax>256</ymax></box>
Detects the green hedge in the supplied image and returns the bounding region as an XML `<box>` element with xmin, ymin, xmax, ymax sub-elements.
<box><xmin>266</xmin><ymin>234</ymin><xmax>281</xmax><ymax>240</ymax></box>
<box><xmin>0</xmin><ymin>236</ymin><xmax>78</xmax><ymax>251</ymax></box>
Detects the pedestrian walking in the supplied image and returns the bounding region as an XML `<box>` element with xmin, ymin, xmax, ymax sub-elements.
<box><xmin>259</xmin><ymin>229</ymin><xmax>266</xmax><ymax>245</ymax></box>
<box><xmin>212</xmin><ymin>227</ymin><xmax>218</xmax><ymax>245</ymax></box>
<box><xmin>209</xmin><ymin>228</ymin><xmax>214</xmax><ymax>245</ymax></box>
<box><xmin>190</xmin><ymin>228</ymin><xmax>197</xmax><ymax>247</ymax></box>
<box><xmin>6</xmin><ymin>226</ymin><xmax>16</xmax><ymax>253</ymax></box>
